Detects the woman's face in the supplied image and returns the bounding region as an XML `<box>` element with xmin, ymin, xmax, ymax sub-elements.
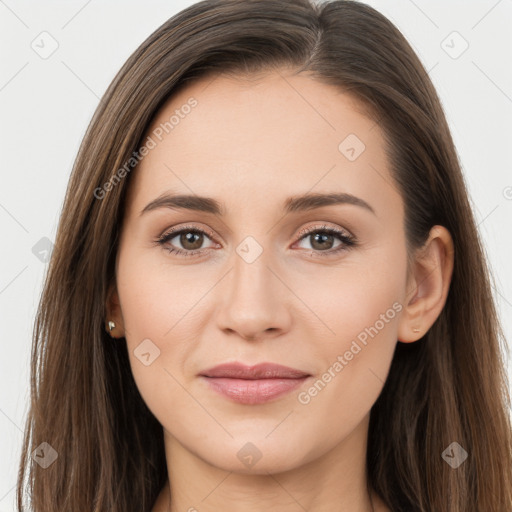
<box><xmin>112</xmin><ymin>69</ymin><xmax>412</xmax><ymax>473</ymax></box>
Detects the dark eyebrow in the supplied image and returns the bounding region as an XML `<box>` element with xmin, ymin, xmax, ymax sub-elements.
<box><xmin>140</xmin><ymin>191</ymin><xmax>375</xmax><ymax>217</ymax></box>
<box><xmin>284</xmin><ymin>192</ymin><xmax>375</xmax><ymax>215</ymax></box>
<box><xmin>140</xmin><ymin>193</ymin><xmax>225</xmax><ymax>216</ymax></box>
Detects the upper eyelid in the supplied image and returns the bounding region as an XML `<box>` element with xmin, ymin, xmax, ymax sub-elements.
<box><xmin>159</xmin><ymin>222</ymin><xmax>354</xmax><ymax>245</ymax></box>
<box><xmin>296</xmin><ymin>223</ymin><xmax>353</xmax><ymax>239</ymax></box>
<box><xmin>161</xmin><ymin>223</ymin><xmax>216</xmax><ymax>239</ymax></box>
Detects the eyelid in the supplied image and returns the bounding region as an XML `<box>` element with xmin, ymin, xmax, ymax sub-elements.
<box><xmin>156</xmin><ymin>221</ymin><xmax>357</xmax><ymax>257</ymax></box>
<box><xmin>158</xmin><ymin>223</ymin><xmax>218</xmax><ymax>243</ymax></box>
<box><xmin>295</xmin><ymin>222</ymin><xmax>354</xmax><ymax>241</ymax></box>
<box><xmin>157</xmin><ymin>222</ymin><xmax>352</xmax><ymax>243</ymax></box>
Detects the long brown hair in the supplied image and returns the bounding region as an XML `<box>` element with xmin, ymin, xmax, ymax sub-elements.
<box><xmin>17</xmin><ymin>1</ymin><xmax>512</xmax><ymax>510</ymax></box>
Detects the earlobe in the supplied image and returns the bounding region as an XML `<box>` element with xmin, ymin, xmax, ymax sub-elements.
<box><xmin>397</xmin><ymin>225</ymin><xmax>454</xmax><ymax>343</ymax></box>
<box><xmin>105</xmin><ymin>281</ymin><xmax>125</xmax><ymax>338</ymax></box>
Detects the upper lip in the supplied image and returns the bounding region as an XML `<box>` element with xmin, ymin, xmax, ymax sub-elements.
<box><xmin>199</xmin><ymin>362</ymin><xmax>310</xmax><ymax>379</ymax></box>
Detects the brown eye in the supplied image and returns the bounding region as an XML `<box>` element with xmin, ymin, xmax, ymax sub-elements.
<box><xmin>178</xmin><ymin>231</ymin><xmax>204</xmax><ymax>250</ymax></box>
<box><xmin>308</xmin><ymin>232</ymin><xmax>337</xmax><ymax>251</ymax></box>
<box><xmin>295</xmin><ymin>225</ymin><xmax>357</xmax><ymax>257</ymax></box>
<box><xmin>157</xmin><ymin>225</ymin><xmax>217</xmax><ymax>257</ymax></box>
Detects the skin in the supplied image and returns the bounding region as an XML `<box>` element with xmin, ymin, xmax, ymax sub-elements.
<box><xmin>106</xmin><ymin>68</ymin><xmax>454</xmax><ymax>512</ymax></box>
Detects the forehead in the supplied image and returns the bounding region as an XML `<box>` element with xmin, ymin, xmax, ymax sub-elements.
<box><xmin>125</xmin><ymin>70</ymin><xmax>401</xmax><ymax>220</ymax></box>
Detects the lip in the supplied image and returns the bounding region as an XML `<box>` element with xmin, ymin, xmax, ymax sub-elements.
<box><xmin>199</xmin><ymin>362</ymin><xmax>311</xmax><ymax>405</ymax></box>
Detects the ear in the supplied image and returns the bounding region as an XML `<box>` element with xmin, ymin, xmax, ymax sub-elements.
<box><xmin>105</xmin><ymin>280</ymin><xmax>125</xmax><ymax>338</ymax></box>
<box><xmin>397</xmin><ymin>225</ymin><xmax>454</xmax><ymax>343</ymax></box>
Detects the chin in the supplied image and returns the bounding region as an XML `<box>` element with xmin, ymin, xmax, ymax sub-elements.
<box><xmin>192</xmin><ymin>436</ymin><xmax>310</xmax><ymax>475</ymax></box>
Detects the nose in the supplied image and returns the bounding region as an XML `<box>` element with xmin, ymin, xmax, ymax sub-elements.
<box><xmin>215</xmin><ymin>245</ymin><xmax>292</xmax><ymax>342</ymax></box>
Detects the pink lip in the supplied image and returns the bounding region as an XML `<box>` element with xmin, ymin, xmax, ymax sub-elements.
<box><xmin>199</xmin><ymin>362</ymin><xmax>311</xmax><ymax>405</ymax></box>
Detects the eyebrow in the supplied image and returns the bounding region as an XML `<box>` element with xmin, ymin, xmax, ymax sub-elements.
<box><xmin>140</xmin><ymin>191</ymin><xmax>376</xmax><ymax>217</ymax></box>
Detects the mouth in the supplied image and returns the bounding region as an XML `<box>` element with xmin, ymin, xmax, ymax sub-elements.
<box><xmin>198</xmin><ymin>362</ymin><xmax>311</xmax><ymax>405</ymax></box>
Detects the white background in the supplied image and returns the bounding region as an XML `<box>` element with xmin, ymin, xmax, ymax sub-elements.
<box><xmin>1</xmin><ymin>1</ymin><xmax>511</xmax><ymax>510</ymax></box>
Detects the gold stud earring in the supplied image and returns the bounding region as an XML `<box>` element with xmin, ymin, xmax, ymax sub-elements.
<box><xmin>412</xmin><ymin>327</ymin><xmax>420</xmax><ymax>333</ymax></box>
<box><xmin>108</xmin><ymin>320</ymin><xmax>116</xmax><ymax>332</ymax></box>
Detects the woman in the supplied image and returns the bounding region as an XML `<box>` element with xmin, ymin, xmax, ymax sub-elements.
<box><xmin>17</xmin><ymin>0</ymin><xmax>512</xmax><ymax>511</ymax></box>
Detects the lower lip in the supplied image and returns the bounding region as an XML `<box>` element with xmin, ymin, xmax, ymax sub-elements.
<box><xmin>200</xmin><ymin>376</ymin><xmax>310</xmax><ymax>405</ymax></box>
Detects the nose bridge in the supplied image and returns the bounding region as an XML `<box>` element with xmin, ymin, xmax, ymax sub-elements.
<box><xmin>229</xmin><ymin>238</ymin><xmax>275</xmax><ymax>308</ymax></box>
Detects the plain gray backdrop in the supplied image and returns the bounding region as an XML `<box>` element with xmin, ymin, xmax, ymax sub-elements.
<box><xmin>1</xmin><ymin>1</ymin><xmax>511</xmax><ymax>510</ymax></box>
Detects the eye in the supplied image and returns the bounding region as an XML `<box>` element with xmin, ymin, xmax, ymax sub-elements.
<box><xmin>155</xmin><ymin>223</ymin><xmax>357</xmax><ymax>258</ymax></box>
<box><xmin>294</xmin><ymin>224</ymin><xmax>357</xmax><ymax>257</ymax></box>
<box><xmin>156</xmin><ymin>224</ymin><xmax>217</xmax><ymax>257</ymax></box>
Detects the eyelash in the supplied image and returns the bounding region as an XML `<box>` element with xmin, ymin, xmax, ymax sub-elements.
<box><xmin>155</xmin><ymin>223</ymin><xmax>357</xmax><ymax>259</ymax></box>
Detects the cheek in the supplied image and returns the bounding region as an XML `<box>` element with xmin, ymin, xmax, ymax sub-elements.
<box><xmin>294</xmin><ymin>242</ymin><xmax>406</xmax><ymax>412</ymax></box>
<box><xmin>117</xmin><ymin>243</ymin><xmax>211</xmax><ymax>345</ymax></box>
<box><xmin>297</xmin><ymin>246</ymin><xmax>406</xmax><ymax>350</ymax></box>
<box><xmin>115</xmin><ymin>250</ymin><xmax>205</xmax><ymax>414</ymax></box>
